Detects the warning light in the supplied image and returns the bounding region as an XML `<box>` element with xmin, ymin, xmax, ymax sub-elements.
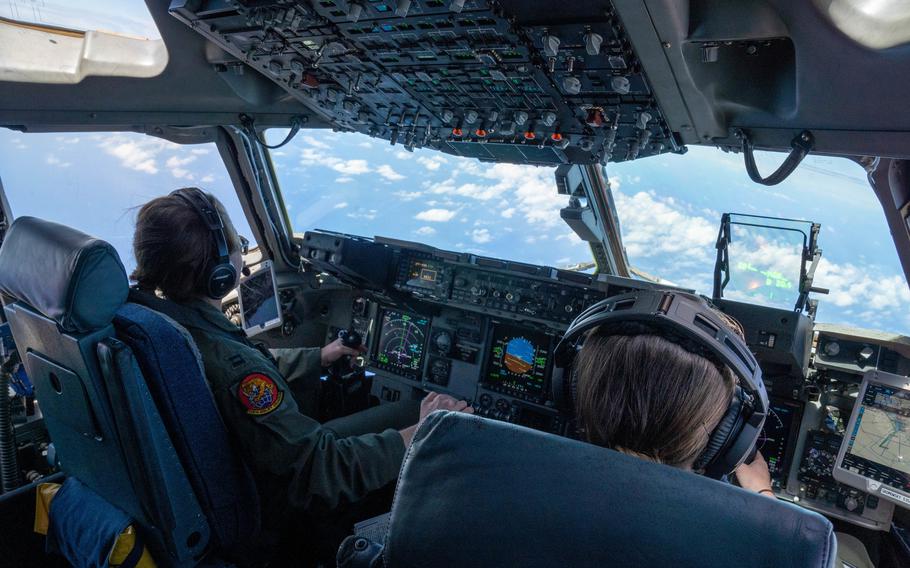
<box><xmin>475</xmin><ymin>129</ymin><xmax>487</xmax><ymax>137</ymax></box>
<box><xmin>523</xmin><ymin>131</ymin><xmax>536</xmax><ymax>140</ymax></box>
<box><xmin>551</xmin><ymin>132</ymin><xmax>563</xmax><ymax>141</ymax></box>
<box><xmin>452</xmin><ymin>127</ymin><xmax>463</xmax><ymax>137</ymax></box>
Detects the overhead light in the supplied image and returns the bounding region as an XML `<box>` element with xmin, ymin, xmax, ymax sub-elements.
<box><xmin>815</xmin><ymin>0</ymin><xmax>910</xmax><ymax>49</ymax></box>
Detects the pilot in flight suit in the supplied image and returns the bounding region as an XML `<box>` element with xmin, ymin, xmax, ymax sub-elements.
<box><xmin>131</xmin><ymin>291</ymin><xmax>410</xmax><ymax>508</ymax></box>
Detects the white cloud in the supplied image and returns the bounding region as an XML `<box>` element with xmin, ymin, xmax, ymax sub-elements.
<box><xmin>335</xmin><ymin>176</ymin><xmax>354</xmax><ymax>184</ymax></box>
<box><xmin>556</xmin><ymin>231</ymin><xmax>586</xmax><ymax>246</ymax></box>
<box><xmin>470</xmin><ymin>228</ymin><xmax>492</xmax><ymax>244</ymax></box>
<box><xmin>417</xmin><ymin>155</ymin><xmax>448</xmax><ymax>171</ymax></box>
<box><xmin>377</xmin><ymin>164</ymin><xmax>405</xmax><ymax>181</ymax></box>
<box><xmin>334</xmin><ymin>202</ymin><xmax>349</xmax><ymax>209</ymax></box>
<box><xmin>98</xmin><ymin>134</ymin><xmax>178</xmax><ymax>174</ymax></box>
<box><xmin>613</xmin><ymin>189</ymin><xmax>716</xmax><ymax>262</ymax></box>
<box><xmin>190</xmin><ymin>147</ymin><xmax>211</xmax><ymax>155</ymax></box>
<box><xmin>10</xmin><ymin>138</ymin><xmax>26</xmax><ymax>150</ymax></box>
<box><xmin>415</xmin><ymin>226</ymin><xmax>437</xmax><ymax>236</ymax></box>
<box><xmin>607</xmin><ymin>182</ymin><xmax>910</xmax><ymax>329</ymax></box>
<box><xmin>415</xmin><ymin>208</ymin><xmax>457</xmax><ymax>222</ymax></box>
<box><xmin>347</xmin><ymin>208</ymin><xmax>378</xmax><ymax>220</ymax></box>
<box><xmin>301</xmin><ymin>135</ymin><xmax>330</xmax><ymax>149</ymax></box>
<box><xmin>165</xmin><ymin>155</ymin><xmax>197</xmax><ymax>179</ymax></box>
<box><xmin>55</xmin><ymin>136</ymin><xmax>81</xmax><ymax>145</ymax></box>
<box><xmin>393</xmin><ymin>190</ymin><xmax>422</xmax><ymax>201</ymax></box>
<box><xmin>501</xmin><ymin>207</ymin><xmax>516</xmax><ymax>218</ymax></box>
<box><xmin>395</xmin><ymin>151</ymin><xmax>414</xmax><ymax>160</ymax></box>
<box><xmin>332</xmin><ymin>159</ymin><xmax>370</xmax><ymax>175</ymax></box>
<box><xmin>46</xmin><ymin>154</ymin><xmax>72</xmax><ymax>168</ymax></box>
<box><xmin>299</xmin><ymin>147</ymin><xmax>341</xmax><ymax>169</ymax></box>
<box><xmin>358</xmin><ymin>141</ymin><xmax>373</xmax><ymax>148</ymax></box>
<box><xmin>426</xmin><ymin>161</ymin><xmax>568</xmax><ymax>227</ymax></box>
<box><xmin>200</xmin><ymin>174</ymin><xmax>215</xmax><ymax>183</ymax></box>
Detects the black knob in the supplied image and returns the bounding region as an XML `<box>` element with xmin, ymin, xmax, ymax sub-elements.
<box><xmin>338</xmin><ymin>328</ymin><xmax>362</xmax><ymax>348</ymax></box>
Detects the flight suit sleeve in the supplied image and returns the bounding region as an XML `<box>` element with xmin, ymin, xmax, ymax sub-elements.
<box><xmin>217</xmin><ymin>364</ymin><xmax>405</xmax><ymax>511</ymax></box>
<box><xmin>270</xmin><ymin>346</ymin><xmax>323</xmax><ymax>387</ymax></box>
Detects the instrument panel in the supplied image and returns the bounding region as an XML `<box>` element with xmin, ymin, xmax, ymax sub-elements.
<box><xmin>304</xmin><ymin>229</ymin><xmax>910</xmax><ymax>528</ymax></box>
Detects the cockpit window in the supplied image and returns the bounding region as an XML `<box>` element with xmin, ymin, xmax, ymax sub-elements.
<box><xmin>270</xmin><ymin>129</ymin><xmax>595</xmax><ymax>271</ymax></box>
<box><xmin>609</xmin><ymin>147</ymin><xmax>910</xmax><ymax>334</ymax></box>
<box><xmin>0</xmin><ymin>130</ymin><xmax>254</xmax><ymax>274</ymax></box>
<box><xmin>0</xmin><ymin>0</ymin><xmax>160</xmax><ymax>39</ymax></box>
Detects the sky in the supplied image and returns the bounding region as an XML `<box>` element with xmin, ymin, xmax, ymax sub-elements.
<box><xmin>1</xmin><ymin>1</ymin><xmax>909</xmax><ymax>335</ymax></box>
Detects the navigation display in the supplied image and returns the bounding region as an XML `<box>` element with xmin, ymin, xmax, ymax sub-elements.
<box><xmin>373</xmin><ymin>309</ymin><xmax>430</xmax><ymax>379</ymax></box>
<box><xmin>835</xmin><ymin>374</ymin><xmax>910</xmax><ymax>507</ymax></box>
<box><xmin>405</xmin><ymin>258</ymin><xmax>444</xmax><ymax>290</ymax></box>
<box><xmin>484</xmin><ymin>324</ymin><xmax>551</xmax><ymax>400</ymax></box>
<box><xmin>238</xmin><ymin>260</ymin><xmax>282</xmax><ymax>337</ymax></box>
<box><xmin>757</xmin><ymin>399</ymin><xmax>803</xmax><ymax>484</ymax></box>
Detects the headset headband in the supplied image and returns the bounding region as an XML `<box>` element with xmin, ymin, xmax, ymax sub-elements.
<box><xmin>171</xmin><ymin>187</ymin><xmax>237</xmax><ymax>299</ymax></box>
<box><xmin>554</xmin><ymin>290</ymin><xmax>768</xmax><ymax>477</ymax></box>
<box><xmin>171</xmin><ymin>187</ymin><xmax>231</xmax><ymax>263</ymax></box>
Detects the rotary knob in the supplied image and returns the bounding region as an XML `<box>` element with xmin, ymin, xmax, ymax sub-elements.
<box><xmin>844</xmin><ymin>496</ymin><xmax>860</xmax><ymax>512</ymax></box>
<box><xmin>433</xmin><ymin>331</ymin><xmax>453</xmax><ymax>355</ymax></box>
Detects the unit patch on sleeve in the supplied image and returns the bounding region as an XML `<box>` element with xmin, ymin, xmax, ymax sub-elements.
<box><xmin>237</xmin><ymin>373</ymin><xmax>284</xmax><ymax>416</ymax></box>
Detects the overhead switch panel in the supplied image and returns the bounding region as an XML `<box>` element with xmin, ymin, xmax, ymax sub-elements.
<box><xmin>168</xmin><ymin>0</ymin><xmax>682</xmax><ymax>165</ymax></box>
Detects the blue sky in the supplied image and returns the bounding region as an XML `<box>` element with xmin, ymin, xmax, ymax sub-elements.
<box><xmin>1</xmin><ymin>127</ymin><xmax>908</xmax><ymax>335</ymax></box>
<box><xmin>1</xmin><ymin>1</ymin><xmax>908</xmax><ymax>335</ymax></box>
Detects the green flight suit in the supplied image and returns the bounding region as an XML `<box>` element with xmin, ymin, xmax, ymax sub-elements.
<box><xmin>129</xmin><ymin>291</ymin><xmax>407</xmax><ymax>524</ymax></box>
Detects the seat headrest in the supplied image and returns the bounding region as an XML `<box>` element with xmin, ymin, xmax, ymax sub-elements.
<box><xmin>384</xmin><ymin>411</ymin><xmax>836</xmax><ymax>568</ymax></box>
<box><xmin>0</xmin><ymin>217</ymin><xmax>128</xmax><ymax>333</ymax></box>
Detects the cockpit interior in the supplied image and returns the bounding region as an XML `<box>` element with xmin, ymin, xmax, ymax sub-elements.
<box><xmin>1</xmin><ymin>1</ymin><xmax>910</xmax><ymax>567</ymax></box>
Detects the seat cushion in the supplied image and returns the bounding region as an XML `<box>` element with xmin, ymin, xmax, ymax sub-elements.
<box><xmin>113</xmin><ymin>302</ymin><xmax>260</xmax><ymax>554</ymax></box>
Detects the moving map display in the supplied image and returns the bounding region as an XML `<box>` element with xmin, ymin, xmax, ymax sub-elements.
<box><xmin>485</xmin><ymin>324</ymin><xmax>551</xmax><ymax>399</ymax></box>
<box><xmin>840</xmin><ymin>381</ymin><xmax>910</xmax><ymax>497</ymax></box>
<box><xmin>373</xmin><ymin>309</ymin><xmax>430</xmax><ymax>379</ymax></box>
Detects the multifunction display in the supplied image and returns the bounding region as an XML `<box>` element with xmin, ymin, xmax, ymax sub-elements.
<box><xmin>373</xmin><ymin>310</ymin><xmax>430</xmax><ymax>380</ymax></box>
<box><xmin>484</xmin><ymin>324</ymin><xmax>551</xmax><ymax>402</ymax></box>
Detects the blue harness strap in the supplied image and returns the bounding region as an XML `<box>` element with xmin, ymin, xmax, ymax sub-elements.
<box><xmin>47</xmin><ymin>477</ymin><xmax>133</xmax><ymax>568</ymax></box>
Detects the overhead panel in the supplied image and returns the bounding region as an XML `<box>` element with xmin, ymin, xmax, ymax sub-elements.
<box><xmin>168</xmin><ymin>0</ymin><xmax>683</xmax><ymax>166</ymax></box>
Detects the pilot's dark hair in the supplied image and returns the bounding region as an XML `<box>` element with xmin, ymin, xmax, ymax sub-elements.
<box><xmin>573</xmin><ymin>320</ymin><xmax>740</xmax><ymax>470</ymax></box>
<box><xmin>131</xmin><ymin>189</ymin><xmax>241</xmax><ymax>302</ymax></box>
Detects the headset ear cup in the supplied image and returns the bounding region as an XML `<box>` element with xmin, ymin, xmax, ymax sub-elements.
<box><xmin>695</xmin><ymin>385</ymin><xmax>744</xmax><ymax>477</ymax></box>
<box><xmin>208</xmin><ymin>264</ymin><xmax>238</xmax><ymax>299</ymax></box>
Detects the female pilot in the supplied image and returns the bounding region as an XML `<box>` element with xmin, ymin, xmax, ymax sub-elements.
<box><xmin>130</xmin><ymin>187</ymin><xmax>470</xmax><ymax>562</ymax></box>
<box><xmin>570</xmin><ymin>303</ymin><xmax>772</xmax><ymax>492</ymax></box>
<box><xmin>569</xmin><ymin>297</ymin><xmax>872</xmax><ymax>567</ymax></box>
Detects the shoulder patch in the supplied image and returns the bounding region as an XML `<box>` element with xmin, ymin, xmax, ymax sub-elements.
<box><xmin>237</xmin><ymin>373</ymin><xmax>284</xmax><ymax>416</ymax></box>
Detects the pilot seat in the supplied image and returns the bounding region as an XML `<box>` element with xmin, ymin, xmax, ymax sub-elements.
<box><xmin>339</xmin><ymin>410</ymin><xmax>839</xmax><ymax>568</ymax></box>
<box><xmin>0</xmin><ymin>217</ymin><xmax>260</xmax><ymax>567</ymax></box>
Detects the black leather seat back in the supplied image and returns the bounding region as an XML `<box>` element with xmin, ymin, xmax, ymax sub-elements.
<box><xmin>383</xmin><ymin>411</ymin><xmax>837</xmax><ymax>568</ymax></box>
<box><xmin>0</xmin><ymin>217</ymin><xmax>209</xmax><ymax>564</ymax></box>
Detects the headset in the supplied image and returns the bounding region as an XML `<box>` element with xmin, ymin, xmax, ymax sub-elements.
<box><xmin>171</xmin><ymin>187</ymin><xmax>238</xmax><ymax>299</ymax></box>
<box><xmin>552</xmin><ymin>289</ymin><xmax>768</xmax><ymax>479</ymax></box>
